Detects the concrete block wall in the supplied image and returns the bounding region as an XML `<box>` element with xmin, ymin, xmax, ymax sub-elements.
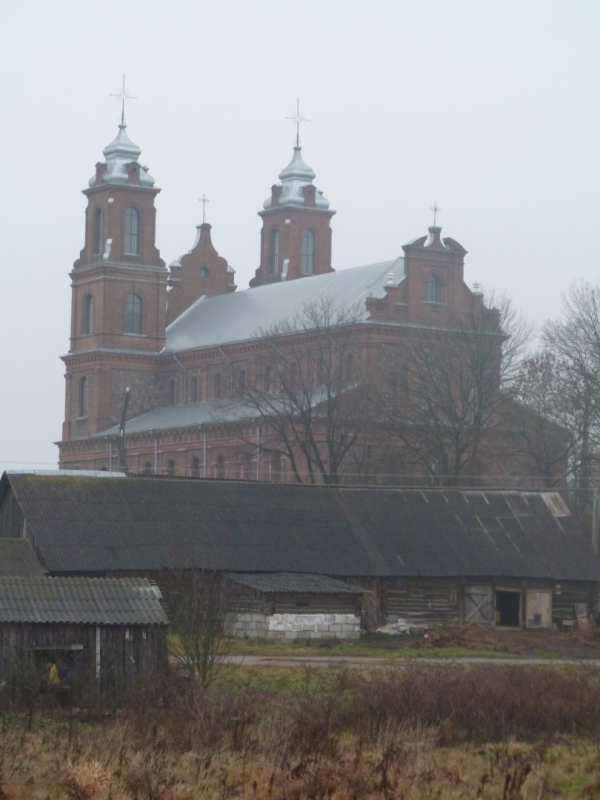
<box><xmin>227</xmin><ymin>612</ymin><xmax>361</xmax><ymax>640</ymax></box>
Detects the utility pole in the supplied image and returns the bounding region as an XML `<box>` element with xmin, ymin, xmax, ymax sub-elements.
<box><xmin>116</xmin><ymin>388</ymin><xmax>131</xmax><ymax>474</ymax></box>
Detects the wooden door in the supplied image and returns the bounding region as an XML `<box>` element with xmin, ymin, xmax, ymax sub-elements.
<box><xmin>526</xmin><ymin>590</ymin><xmax>552</xmax><ymax>628</ymax></box>
<box><xmin>464</xmin><ymin>585</ymin><xmax>494</xmax><ymax>624</ymax></box>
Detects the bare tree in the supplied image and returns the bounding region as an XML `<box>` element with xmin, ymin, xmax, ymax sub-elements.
<box><xmin>224</xmin><ymin>297</ymin><xmax>372</xmax><ymax>485</ymax></box>
<box><xmin>509</xmin><ymin>350</ymin><xmax>578</xmax><ymax>487</ymax></box>
<box><xmin>375</xmin><ymin>292</ymin><xmax>532</xmax><ymax>485</ymax></box>
<box><xmin>542</xmin><ymin>281</ymin><xmax>600</xmax><ymax>511</ymax></box>
<box><xmin>167</xmin><ymin>569</ymin><xmax>230</xmax><ymax>687</ymax></box>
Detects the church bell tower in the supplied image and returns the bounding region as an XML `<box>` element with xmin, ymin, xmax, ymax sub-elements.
<box><xmin>61</xmin><ymin>118</ymin><xmax>168</xmax><ymax>444</ymax></box>
<box><xmin>250</xmin><ymin>138</ymin><xmax>335</xmax><ymax>287</ymax></box>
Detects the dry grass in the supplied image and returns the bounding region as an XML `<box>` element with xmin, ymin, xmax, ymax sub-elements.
<box><xmin>0</xmin><ymin>664</ymin><xmax>600</xmax><ymax>798</ymax></box>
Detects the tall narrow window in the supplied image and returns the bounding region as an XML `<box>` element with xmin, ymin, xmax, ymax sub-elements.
<box><xmin>143</xmin><ymin>462</ymin><xmax>152</xmax><ymax>474</ymax></box>
<box><xmin>288</xmin><ymin>361</ymin><xmax>298</xmax><ymax>389</ymax></box>
<box><xmin>271</xmin><ymin>454</ymin><xmax>282</xmax><ymax>483</ymax></box>
<box><xmin>124</xmin><ymin>207</ymin><xmax>140</xmax><ymax>255</ymax></box>
<box><xmin>426</xmin><ymin>275</ymin><xmax>439</xmax><ymax>303</ymax></box>
<box><xmin>345</xmin><ymin>353</ymin><xmax>354</xmax><ymax>384</ymax></box>
<box><xmin>269</xmin><ymin>230</ymin><xmax>279</xmax><ymax>275</ymax></box>
<box><xmin>264</xmin><ymin>365</ymin><xmax>273</xmax><ymax>392</ymax></box>
<box><xmin>301</xmin><ymin>230</ymin><xmax>314</xmax><ymax>274</ymax></box>
<box><xmin>125</xmin><ymin>293</ymin><xmax>142</xmax><ymax>334</ymax></box>
<box><xmin>191</xmin><ymin>457</ymin><xmax>201</xmax><ymax>478</ymax></box>
<box><xmin>92</xmin><ymin>208</ymin><xmax>102</xmax><ymax>256</ymax></box>
<box><xmin>238</xmin><ymin>369</ymin><xmax>247</xmax><ymax>395</ymax></box>
<box><xmin>166</xmin><ymin>459</ymin><xmax>176</xmax><ymax>476</ymax></box>
<box><xmin>78</xmin><ymin>376</ymin><xmax>88</xmax><ymax>418</ymax></box>
<box><xmin>168</xmin><ymin>379</ymin><xmax>176</xmax><ymax>405</ymax></box>
<box><xmin>216</xmin><ymin>455</ymin><xmax>226</xmax><ymax>479</ymax></box>
<box><xmin>190</xmin><ymin>376</ymin><xmax>199</xmax><ymax>403</ymax></box>
<box><xmin>214</xmin><ymin>372</ymin><xmax>222</xmax><ymax>400</ymax></box>
<box><xmin>83</xmin><ymin>294</ymin><xmax>94</xmax><ymax>335</ymax></box>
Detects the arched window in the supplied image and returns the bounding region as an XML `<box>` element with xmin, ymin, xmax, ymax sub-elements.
<box><xmin>214</xmin><ymin>372</ymin><xmax>222</xmax><ymax>400</ymax></box>
<box><xmin>78</xmin><ymin>376</ymin><xmax>88</xmax><ymax>418</ymax></box>
<box><xmin>288</xmin><ymin>361</ymin><xmax>298</xmax><ymax>389</ymax></box>
<box><xmin>124</xmin><ymin>207</ymin><xmax>140</xmax><ymax>255</ymax></box>
<box><xmin>301</xmin><ymin>230</ymin><xmax>315</xmax><ymax>275</ymax></box>
<box><xmin>166</xmin><ymin>459</ymin><xmax>176</xmax><ymax>476</ymax></box>
<box><xmin>216</xmin><ymin>455</ymin><xmax>226</xmax><ymax>479</ymax></box>
<box><xmin>125</xmin><ymin>293</ymin><xmax>142</xmax><ymax>334</ymax></box>
<box><xmin>269</xmin><ymin>230</ymin><xmax>279</xmax><ymax>275</ymax></box>
<box><xmin>191</xmin><ymin>457</ymin><xmax>201</xmax><ymax>478</ymax></box>
<box><xmin>345</xmin><ymin>353</ymin><xmax>354</xmax><ymax>384</ymax></box>
<box><xmin>190</xmin><ymin>376</ymin><xmax>199</xmax><ymax>403</ymax></box>
<box><xmin>426</xmin><ymin>275</ymin><xmax>439</xmax><ymax>303</ymax></box>
<box><xmin>83</xmin><ymin>294</ymin><xmax>94</xmax><ymax>335</ymax></box>
<box><xmin>238</xmin><ymin>369</ymin><xmax>247</xmax><ymax>395</ymax></box>
<box><xmin>271</xmin><ymin>454</ymin><xmax>282</xmax><ymax>483</ymax></box>
<box><xmin>143</xmin><ymin>462</ymin><xmax>152</xmax><ymax>474</ymax></box>
<box><xmin>240</xmin><ymin>454</ymin><xmax>252</xmax><ymax>480</ymax></box>
<box><xmin>92</xmin><ymin>208</ymin><xmax>102</xmax><ymax>256</ymax></box>
<box><xmin>264</xmin><ymin>365</ymin><xmax>273</xmax><ymax>392</ymax></box>
<box><xmin>168</xmin><ymin>379</ymin><xmax>176</xmax><ymax>405</ymax></box>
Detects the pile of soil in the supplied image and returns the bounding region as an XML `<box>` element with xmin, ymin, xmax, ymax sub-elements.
<box><xmin>410</xmin><ymin>623</ymin><xmax>523</xmax><ymax>654</ymax></box>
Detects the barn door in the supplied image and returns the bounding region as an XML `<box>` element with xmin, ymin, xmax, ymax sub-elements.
<box><xmin>464</xmin><ymin>585</ymin><xmax>494</xmax><ymax>624</ymax></box>
<box><xmin>526</xmin><ymin>590</ymin><xmax>552</xmax><ymax>628</ymax></box>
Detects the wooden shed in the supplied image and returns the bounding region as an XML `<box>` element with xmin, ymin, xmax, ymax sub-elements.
<box><xmin>0</xmin><ymin>576</ymin><xmax>168</xmax><ymax>702</ymax></box>
<box><xmin>225</xmin><ymin>572</ymin><xmax>367</xmax><ymax>639</ymax></box>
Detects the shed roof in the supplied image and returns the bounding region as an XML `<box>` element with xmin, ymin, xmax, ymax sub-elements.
<box><xmin>227</xmin><ymin>573</ymin><xmax>367</xmax><ymax>595</ymax></box>
<box><xmin>0</xmin><ymin>576</ymin><xmax>168</xmax><ymax>625</ymax></box>
<box><xmin>1</xmin><ymin>473</ymin><xmax>597</xmax><ymax>582</ymax></box>
<box><xmin>0</xmin><ymin>539</ymin><xmax>47</xmax><ymax>577</ymax></box>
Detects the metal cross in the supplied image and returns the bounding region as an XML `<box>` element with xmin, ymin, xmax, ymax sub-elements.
<box><xmin>286</xmin><ymin>99</ymin><xmax>310</xmax><ymax>147</ymax></box>
<box><xmin>430</xmin><ymin>202</ymin><xmax>441</xmax><ymax>226</ymax></box>
<box><xmin>110</xmin><ymin>75</ymin><xmax>137</xmax><ymax>125</ymax></box>
<box><xmin>199</xmin><ymin>194</ymin><xmax>209</xmax><ymax>224</ymax></box>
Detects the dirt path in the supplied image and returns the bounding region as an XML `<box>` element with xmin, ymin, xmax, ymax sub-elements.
<box><xmin>224</xmin><ymin>654</ymin><xmax>600</xmax><ymax>668</ymax></box>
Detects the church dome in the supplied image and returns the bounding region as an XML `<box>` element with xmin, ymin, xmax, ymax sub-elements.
<box><xmin>88</xmin><ymin>124</ymin><xmax>155</xmax><ymax>188</ymax></box>
<box><xmin>263</xmin><ymin>146</ymin><xmax>330</xmax><ymax>210</ymax></box>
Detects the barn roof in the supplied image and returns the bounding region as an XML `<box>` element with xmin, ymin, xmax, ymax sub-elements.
<box><xmin>227</xmin><ymin>573</ymin><xmax>367</xmax><ymax>595</ymax></box>
<box><xmin>1</xmin><ymin>473</ymin><xmax>597</xmax><ymax>582</ymax></box>
<box><xmin>0</xmin><ymin>576</ymin><xmax>168</xmax><ymax>625</ymax></box>
<box><xmin>0</xmin><ymin>539</ymin><xmax>47</xmax><ymax>577</ymax></box>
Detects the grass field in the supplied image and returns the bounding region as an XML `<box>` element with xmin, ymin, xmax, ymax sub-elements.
<box><xmin>2</xmin><ymin>661</ymin><xmax>600</xmax><ymax>798</ymax></box>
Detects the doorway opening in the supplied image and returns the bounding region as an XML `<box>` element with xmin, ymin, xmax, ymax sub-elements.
<box><xmin>495</xmin><ymin>590</ymin><xmax>520</xmax><ymax>627</ymax></box>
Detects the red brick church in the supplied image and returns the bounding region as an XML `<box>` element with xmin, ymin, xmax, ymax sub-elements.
<box><xmin>58</xmin><ymin>120</ymin><xmax>517</xmax><ymax>482</ymax></box>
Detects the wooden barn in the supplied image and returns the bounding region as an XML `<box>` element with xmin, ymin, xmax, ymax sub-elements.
<box><xmin>0</xmin><ymin>575</ymin><xmax>168</xmax><ymax>701</ymax></box>
<box><xmin>0</xmin><ymin>471</ymin><xmax>598</xmax><ymax>632</ymax></box>
<box><xmin>225</xmin><ymin>572</ymin><xmax>366</xmax><ymax>639</ymax></box>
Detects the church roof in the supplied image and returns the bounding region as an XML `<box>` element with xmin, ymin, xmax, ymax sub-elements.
<box><xmin>88</xmin><ymin>123</ymin><xmax>155</xmax><ymax>188</ymax></box>
<box><xmin>263</xmin><ymin>145</ymin><xmax>330</xmax><ymax>210</ymax></box>
<box><xmin>164</xmin><ymin>258</ymin><xmax>404</xmax><ymax>353</ymax></box>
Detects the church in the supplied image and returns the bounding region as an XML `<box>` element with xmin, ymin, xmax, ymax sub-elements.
<box><xmin>57</xmin><ymin>118</ymin><xmax>500</xmax><ymax>481</ymax></box>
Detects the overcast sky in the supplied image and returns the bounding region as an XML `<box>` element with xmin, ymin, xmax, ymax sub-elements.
<box><xmin>1</xmin><ymin>0</ymin><xmax>599</xmax><ymax>471</ymax></box>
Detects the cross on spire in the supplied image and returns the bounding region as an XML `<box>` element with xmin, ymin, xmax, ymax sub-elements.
<box><xmin>430</xmin><ymin>202</ymin><xmax>441</xmax><ymax>226</ymax></box>
<box><xmin>286</xmin><ymin>99</ymin><xmax>310</xmax><ymax>147</ymax></box>
<box><xmin>199</xmin><ymin>194</ymin><xmax>209</xmax><ymax>224</ymax></box>
<box><xmin>110</xmin><ymin>75</ymin><xmax>137</xmax><ymax>125</ymax></box>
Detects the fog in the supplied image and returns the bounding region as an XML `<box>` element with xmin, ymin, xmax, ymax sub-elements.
<box><xmin>1</xmin><ymin>0</ymin><xmax>599</xmax><ymax>470</ymax></box>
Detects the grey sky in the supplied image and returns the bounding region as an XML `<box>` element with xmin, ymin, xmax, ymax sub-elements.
<box><xmin>1</xmin><ymin>0</ymin><xmax>599</xmax><ymax>471</ymax></box>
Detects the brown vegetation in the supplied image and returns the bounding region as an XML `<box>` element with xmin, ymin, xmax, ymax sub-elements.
<box><xmin>0</xmin><ymin>664</ymin><xmax>600</xmax><ymax>797</ymax></box>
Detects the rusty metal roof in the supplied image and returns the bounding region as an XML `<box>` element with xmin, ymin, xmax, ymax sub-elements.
<box><xmin>0</xmin><ymin>576</ymin><xmax>168</xmax><ymax>625</ymax></box>
<box><xmin>227</xmin><ymin>572</ymin><xmax>367</xmax><ymax>594</ymax></box>
<box><xmin>1</xmin><ymin>472</ymin><xmax>598</xmax><ymax>582</ymax></box>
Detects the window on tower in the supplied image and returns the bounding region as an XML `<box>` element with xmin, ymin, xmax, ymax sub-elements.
<box><xmin>124</xmin><ymin>207</ymin><xmax>140</xmax><ymax>255</ymax></box>
<box><xmin>269</xmin><ymin>230</ymin><xmax>279</xmax><ymax>275</ymax></box>
<box><xmin>301</xmin><ymin>230</ymin><xmax>314</xmax><ymax>274</ymax></box>
<box><xmin>83</xmin><ymin>294</ymin><xmax>94</xmax><ymax>335</ymax></box>
<box><xmin>125</xmin><ymin>293</ymin><xmax>142</xmax><ymax>334</ymax></box>
<box><xmin>426</xmin><ymin>275</ymin><xmax>439</xmax><ymax>303</ymax></box>
<box><xmin>92</xmin><ymin>208</ymin><xmax>103</xmax><ymax>256</ymax></box>
<box><xmin>77</xmin><ymin>376</ymin><xmax>88</xmax><ymax>418</ymax></box>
